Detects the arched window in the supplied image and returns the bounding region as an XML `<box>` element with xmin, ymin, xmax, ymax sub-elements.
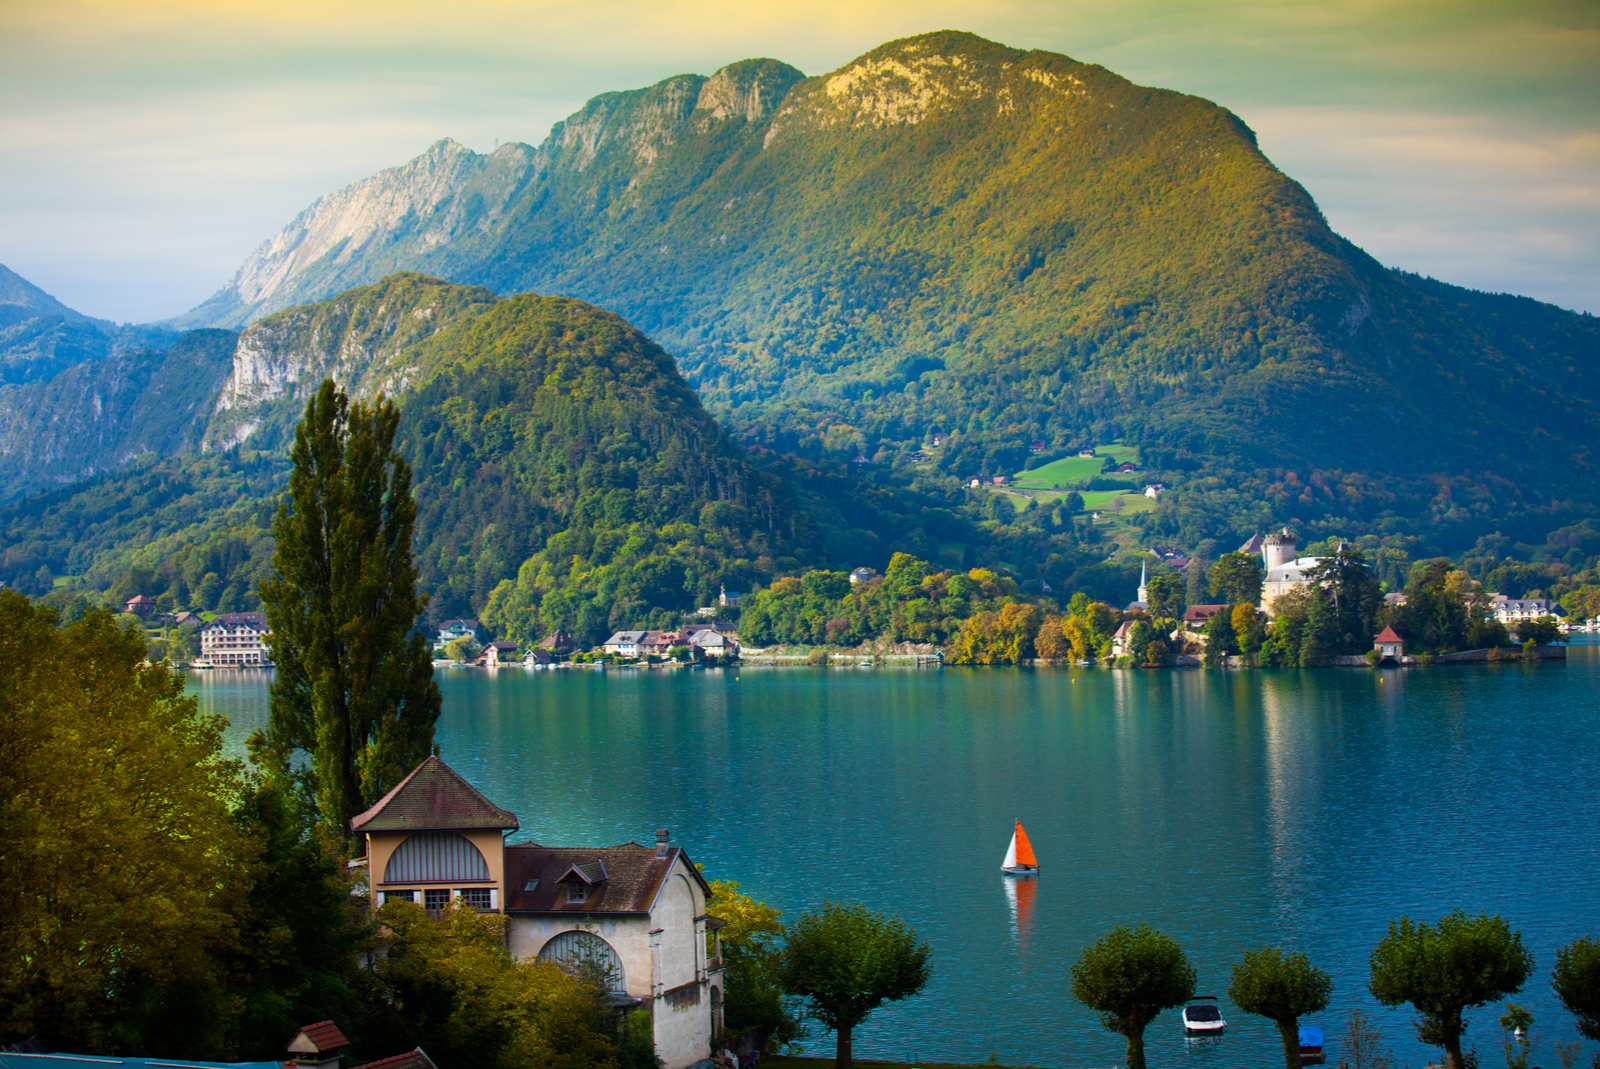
<box><xmin>383</xmin><ymin>832</ymin><xmax>489</xmax><ymax>884</ymax></box>
<box><xmin>538</xmin><ymin>930</ymin><xmax>626</xmax><ymax>993</ymax></box>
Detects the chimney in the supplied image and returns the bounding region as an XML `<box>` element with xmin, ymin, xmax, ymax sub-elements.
<box><xmin>655</xmin><ymin>829</ymin><xmax>670</xmax><ymax>859</ymax></box>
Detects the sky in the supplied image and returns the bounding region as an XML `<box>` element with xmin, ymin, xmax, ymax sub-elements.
<box><xmin>1</xmin><ymin>0</ymin><xmax>1596</xmax><ymax>323</ymax></box>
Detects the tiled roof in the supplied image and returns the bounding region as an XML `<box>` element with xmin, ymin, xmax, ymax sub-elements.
<box><xmin>1374</xmin><ymin>626</ymin><xmax>1403</xmax><ymax>643</ymax></box>
<box><xmin>1183</xmin><ymin>604</ymin><xmax>1228</xmax><ymax>622</ymax></box>
<box><xmin>202</xmin><ymin>612</ymin><xmax>267</xmax><ymax>629</ymax></box>
<box><xmin>351</xmin><ymin>756</ymin><xmax>519</xmax><ymax>833</ymax></box>
<box><xmin>287</xmin><ymin>1020</ymin><xmax>348</xmax><ymax>1053</ymax></box>
<box><xmin>350</xmin><ymin>1050</ymin><xmax>438</xmax><ymax>1069</ymax></box>
<box><xmin>506</xmin><ymin>842</ymin><xmax>710</xmax><ymax>914</ymax></box>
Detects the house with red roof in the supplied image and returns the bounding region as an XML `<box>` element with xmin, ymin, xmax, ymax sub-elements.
<box><xmin>1373</xmin><ymin>626</ymin><xmax>1404</xmax><ymax>663</ymax></box>
<box><xmin>352</xmin><ymin>756</ymin><xmax>724</xmax><ymax>1069</ymax></box>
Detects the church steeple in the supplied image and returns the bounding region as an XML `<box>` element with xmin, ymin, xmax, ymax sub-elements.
<box><xmin>1137</xmin><ymin>560</ymin><xmax>1148</xmax><ymax>605</ymax></box>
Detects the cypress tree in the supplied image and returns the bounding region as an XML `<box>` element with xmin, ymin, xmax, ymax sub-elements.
<box><xmin>256</xmin><ymin>378</ymin><xmax>440</xmax><ymax>837</ymax></box>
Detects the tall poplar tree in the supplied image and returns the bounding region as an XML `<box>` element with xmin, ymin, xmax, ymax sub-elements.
<box><xmin>257</xmin><ymin>378</ymin><xmax>440</xmax><ymax>837</ymax></box>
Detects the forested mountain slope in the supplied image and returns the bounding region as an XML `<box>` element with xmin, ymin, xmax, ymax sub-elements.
<box><xmin>171</xmin><ymin>32</ymin><xmax>1599</xmax><ymax>502</ymax></box>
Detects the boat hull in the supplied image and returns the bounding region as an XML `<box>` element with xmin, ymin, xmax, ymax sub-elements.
<box><xmin>1001</xmin><ymin>865</ymin><xmax>1038</xmax><ymax>877</ymax></box>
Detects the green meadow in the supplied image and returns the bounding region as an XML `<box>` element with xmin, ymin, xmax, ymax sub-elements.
<box><xmin>1009</xmin><ymin>444</ymin><xmax>1139</xmax><ymax>489</ymax></box>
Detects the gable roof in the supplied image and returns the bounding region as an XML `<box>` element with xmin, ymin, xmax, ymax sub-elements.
<box><xmin>1182</xmin><ymin>604</ymin><xmax>1228</xmax><ymax>622</ymax></box>
<box><xmin>351</xmin><ymin>756</ymin><xmax>519</xmax><ymax>833</ymax></box>
<box><xmin>286</xmin><ymin>1021</ymin><xmax>348</xmax><ymax>1054</ymax></box>
<box><xmin>1374</xmin><ymin>626</ymin><xmax>1403</xmax><ymax>643</ymax></box>
<box><xmin>506</xmin><ymin>842</ymin><xmax>710</xmax><ymax>914</ymax></box>
<box><xmin>350</xmin><ymin>1051</ymin><xmax>438</xmax><ymax>1069</ymax></box>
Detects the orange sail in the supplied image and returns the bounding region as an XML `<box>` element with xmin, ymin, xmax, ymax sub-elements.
<box><xmin>1013</xmin><ymin>820</ymin><xmax>1038</xmax><ymax>867</ymax></box>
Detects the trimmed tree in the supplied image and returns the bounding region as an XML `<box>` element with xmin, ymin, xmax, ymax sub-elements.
<box><xmin>777</xmin><ymin>902</ymin><xmax>931</xmax><ymax>1069</ymax></box>
<box><xmin>1070</xmin><ymin>924</ymin><xmax>1197</xmax><ymax>1069</ymax></box>
<box><xmin>1228</xmin><ymin>947</ymin><xmax>1333</xmax><ymax>1069</ymax></box>
<box><xmin>1368</xmin><ymin>910</ymin><xmax>1533</xmax><ymax>1069</ymax></box>
<box><xmin>256</xmin><ymin>378</ymin><xmax>441</xmax><ymax>838</ymax></box>
<box><xmin>1551</xmin><ymin>935</ymin><xmax>1600</xmax><ymax>1052</ymax></box>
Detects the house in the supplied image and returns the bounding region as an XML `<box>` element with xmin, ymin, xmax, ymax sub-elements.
<box><xmin>1112</xmin><ymin>620</ymin><xmax>1139</xmax><ymax>658</ymax></box>
<box><xmin>990</xmin><ymin>475</ymin><xmax>1009</xmax><ymax>486</ymax></box>
<box><xmin>1384</xmin><ymin>592</ymin><xmax>1408</xmax><ymax>607</ymax></box>
<box><xmin>1078</xmin><ymin>447</ymin><xmax>1096</xmax><ymax>458</ymax></box>
<box><xmin>968</xmin><ymin>478</ymin><xmax>982</xmax><ymax>488</ymax></box>
<box><xmin>688</xmin><ymin>628</ymin><xmax>739</xmax><ymax>659</ymax></box>
<box><xmin>849</xmin><ymin>566</ymin><xmax>879</xmax><ymax>584</ymax></box>
<box><xmin>476</xmin><ymin>641</ymin><xmax>520</xmax><ymax>666</ymax></box>
<box><xmin>537</xmin><ymin>629</ymin><xmax>576</xmax><ymax>653</ymax></box>
<box><xmin>932</xmin><ymin>433</ymin><xmax>950</xmax><ymax>446</ymax></box>
<box><xmin>852</xmin><ymin>454</ymin><xmax>869</xmax><ymax>465</ymax></box>
<box><xmin>1491</xmin><ymin>596</ymin><xmax>1558</xmax><ymax>624</ymax></box>
<box><xmin>1143</xmin><ymin>484</ymin><xmax>1164</xmax><ymax>498</ymax></box>
<box><xmin>173</xmin><ymin>610</ymin><xmax>203</xmax><ymax>628</ymax></box>
<box><xmin>124</xmin><ymin>594</ymin><xmax>157</xmax><ymax>618</ymax></box>
<box><xmin>1117</xmin><ymin>461</ymin><xmax>1138</xmax><ymax>474</ymax></box>
<box><xmin>524</xmin><ymin>646</ymin><xmax>555</xmax><ymax>666</ymax></box>
<box><xmin>286</xmin><ymin>1020</ymin><xmax>348</xmax><ymax>1069</ymax></box>
<box><xmin>353</xmin><ymin>757</ymin><xmax>724</xmax><ymax>1069</ymax></box>
<box><xmin>682</xmin><ymin>622</ymin><xmax>736</xmax><ymax>638</ymax></box>
<box><xmin>434</xmin><ymin>619</ymin><xmax>479</xmax><ymax>652</ymax></box>
<box><xmin>200</xmin><ymin>612</ymin><xmax>273</xmax><ymax>666</ymax></box>
<box><xmin>602</xmin><ymin>631</ymin><xmax>651</xmax><ymax>657</ymax></box>
<box><xmin>718</xmin><ymin>585</ymin><xmax>741</xmax><ymax>608</ymax></box>
<box><xmin>1373</xmin><ymin>625</ymin><xmax>1404</xmax><ymax>663</ymax></box>
<box><xmin>1182</xmin><ymin>605</ymin><xmax>1229</xmax><ymax>631</ymax></box>
<box><xmin>1029</xmin><ymin>440</ymin><xmax>1047</xmax><ymax>453</ymax></box>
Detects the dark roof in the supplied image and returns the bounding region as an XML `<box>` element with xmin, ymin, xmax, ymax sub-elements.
<box><xmin>1374</xmin><ymin>626</ymin><xmax>1403</xmax><ymax>643</ymax></box>
<box><xmin>506</xmin><ymin>842</ymin><xmax>710</xmax><ymax>914</ymax></box>
<box><xmin>351</xmin><ymin>756</ymin><xmax>519</xmax><ymax>833</ymax></box>
<box><xmin>287</xmin><ymin>1021</ymin><xmax>348</xmax><ymax>1054</ymax></box>
<box><xmin>537</xmin><ymin>630</ymin><xmax>574</xmax><ymax>648</ymax></box>
<box><xmin>485</xmin><ymin>641</ymin><xmax>519</xmax><ymax>652</ymax></box>
<box><xmin>350</xmin><ymin>1050</ymin><xmax>438</xmax><ymax>1069</ymax></box>
<box><xmin>202</xmin><ymin>612</ymin><xmax>267</xmax><ymax>628</ymax></box>
<box><xmin>1183</xmin><ymin>604</ymin><xmax>1228</xmax><ymax>622</ymax></box>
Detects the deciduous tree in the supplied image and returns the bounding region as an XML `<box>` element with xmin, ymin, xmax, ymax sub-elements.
<box><xmin>1070</xmin><ymin>923</ymin><xmax>1196</xmax><ymax>1069</ymax></box>
<box><xmin>1210</xmin><ymin>551</ymin><xmax>1264</xmax><ymax>606</ymax></box>
<box><xmin>256</xmin><ymin>379</ymin><xmax>441</xmax><ymax>838</ymax></box>
<box><xmin>778</xmin><ymin>902</ymin><xmax>931</xmax><ymax>1069</ymax></box>
<box><xmin>1368</xmin><ymin>911</ymin><xmax>1533</xmax><ymax>1069</ymax></box>
<box><xmin>1551</xmin><ymin>935</ymin><xmax>1600</xmax><ymax>1056</ymax></box>
<box><xmin>1228</xmin><ymin>946</ymin><xmax>1333</xmax><ymax>1069</ymax></box>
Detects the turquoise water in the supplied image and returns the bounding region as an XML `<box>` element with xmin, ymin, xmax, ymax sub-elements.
<box><xmin>193</xmin><ymin>644</ymin><xmax>1600</xmax><ymax>1069</ymax></box>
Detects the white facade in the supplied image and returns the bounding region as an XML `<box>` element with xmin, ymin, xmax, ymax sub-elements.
<box><xmin>199</xmin><ymin>612</ymin><xmax>272</xmax><ymax>666</ymax></box>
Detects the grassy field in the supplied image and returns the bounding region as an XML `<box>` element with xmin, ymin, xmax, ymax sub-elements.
<box><xmin>1010</xmin><ymin>444</ymin><xmax>1139</xmax><ymax>489</ymax></box>
<box><xmin>999</xmin><ymin>488</ymin><xmax>1150</xmax><ymax>513</ymax></box>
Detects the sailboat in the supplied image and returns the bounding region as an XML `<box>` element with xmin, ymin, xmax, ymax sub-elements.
<box><xmin>1001</xmin><ymin>819</ymin><xmax>1038</xmax><ymax>876</ymax></box>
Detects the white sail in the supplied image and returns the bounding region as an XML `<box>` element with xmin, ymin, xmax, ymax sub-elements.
<box><xmin>1001</xmin><ymin>831</ymin><xmax>1018</xmax><ymax>870</ymax></box>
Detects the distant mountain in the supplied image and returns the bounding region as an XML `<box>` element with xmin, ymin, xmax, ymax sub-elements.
<box><xmin>0</xmin><ymin>263</ymin><xmax>120</xmax><ymax>386</ymax></box>
<box><xmin>168</xmin><ymin>32</ymin><xmax>1599</xmax><ymax>509</ymax></box>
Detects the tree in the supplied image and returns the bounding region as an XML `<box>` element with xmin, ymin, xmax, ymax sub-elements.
<box><xmin>1145</xmin><ymin>572</ymin><xmax>1183</xmax><ymax>624</ymax></box>
<box><xmin>1233</xmin><ymin>603</ymin><xmax>1265</xmax><ymax>665</ymax></box>
<box><xmin>1515</xmin><ymin>617</ymin><xmax>1562</xmax><ymax>647</ymax></box>
<box><xmin>1551</xmin><ymin>936</ymin><xmax>1600</xmax><ymax>1052</ymax></box>
<box><xmin>1368</xmin><ymin>910</ymin><xmax>1533</xmax><ymax>1069</ymax></box>
<box><xmin>443</xmin><ymin>636</ymin><xmax>477</xmax><ymax>663</ymax></box>
<box><xmin>0</xmin><ymin>592</ymin><xmax>247</xmax><ymax>1051</ymax></box>
<box><xmin>1228</xmin><ymin>947</ymin><xmax>1333</xmax><ymax>1069</ymax></box>
<box><xmin>1210</xmin><ymin>552</ymin><xmax>1264</xmax><ymax>606</ymax></box>
<box><xmin>1203</xmin><ymin>607</ymin><xmax>1237</xmax><ymax>667</ymax></box>
<box><xmin>1337</xmin><ymin>1007</ymin><xmax>1395</xmax><ymax>1069</ymax></box>
<box><xmin>778</xmin><ymin>902</ymin><xmax>931</xmax><ymax>1069</ymax></box>
<box><xmin>1070</xmin><ymin>923</ymin><xmax>1196</xmax><ymax>1069</ymax></box>
<box><xmin>256</xmin><ymin>379</ymin><xmax>441</xmax><ymax>838</ymax></box>
<box><xmin>707</xmin><ymin>879</ymin><xmax>807</xmax><ymax>1051</ymax></box>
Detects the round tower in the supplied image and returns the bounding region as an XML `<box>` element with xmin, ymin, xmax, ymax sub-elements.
<box><xmin>1262</xmin><ymin>528</ymin><xmax>1297</xmax><ymax>571</ymax></box>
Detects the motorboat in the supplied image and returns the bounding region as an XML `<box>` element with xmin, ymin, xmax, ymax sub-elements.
<box><xmin>1182</xmin><ymin>997</ymin><xmax>1226</xmax><ymax>1036</ymax></box>
<box><xmin>1000</xmin><ymin>820</ymin><xmax>1038</xmax><ymax>876</ymax></box>
<box><xmin>1298</xmin><ymin>1024</ymin><xmax>1325</xmax><ymax>1064</ymax></box>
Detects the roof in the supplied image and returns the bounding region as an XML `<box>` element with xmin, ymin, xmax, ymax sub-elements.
<box><xmin>602</xmin><ymin>631</ymin><xmax>649</xmax><ymax>645</ymax></box>
<box><xmin>1374</xmin><ymin>626</ymin><xmax>1403</xmax><ymax>643</ymax></box>
<box><xmin>126</xmin><ymin>595</ymin><xmax>156</xmax><ymax>605</ymax></box>
<box><xmin>350</xmin><ymin>1051</ymin><xmax>438</xmax><ymax>1069</ymax></box>
<box><xmin>1238</xmin><ymin>534</ymin><xmax>1265</xmax><ymax>554</ymax></box>
<box><xmin>505</xmin><ymin>841</ymin><xmax>711</xmax><ymax>914</ymax></box>
<box><xmin>1113</xmin><ymin>621</ymin><xmax>1137</xmax><ymax>638</ymax></box>
<box><xmin>438</xmin><ymin>619</ymin><xmax>477</xmax><ymax>630</ymax></box>
<box><xmin>1183</xmin><ymin>605</ymin><xmax>1228</xmax><ymax>622</ymax></box>
<box><xmin>0</xmin><ymin>1057</ymin><xmax>280</xmax><ymax>1069</ymax></box>
<box><xmin>484</xmin><ymin>641</ymin><xmax>519</xmax><ymax>652</ymax></box>
<box><xmin>287</xmin><ymin>1021</ymin><xmax>349</xmax><ymax>1054</ymax></box>
<box><xmin>689</xmin><ymin>629</ymin><xmax>732</xmax><ymax>647</ymax></box>
<box><xmin>201</xmin><ymin>612</ymin><xmax>267</xmax><ymax>629</ymax></box>
<box><xmin>537</xmin><ymin>630</ymin><xmax>574</xmax><ymax>647</ymax></box>
<box><xmin>351</xmin><ymin>755</ymin><xmax>519</xmax><ymax>833</ymax></box>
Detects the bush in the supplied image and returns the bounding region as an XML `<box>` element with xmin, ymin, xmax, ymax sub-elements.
<box><xmin>807</xmin><ymin>648</ymin><xmax>829</xmax><ymax>667</ymax></box>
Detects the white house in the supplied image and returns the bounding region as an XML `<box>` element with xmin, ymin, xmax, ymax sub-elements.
<box><xmin>688</xmin><ymin>629</ymin><xmax>738</xmax><ymax>659</ymax></box>
<box><xmin>1491</xmin><ymin>596</ymin><xmax>1558</xmax><ymax>624</ymax></box>
<box><xmin>434</xmin><ymin>619</ymin><xmax>479</xmax><ymax>653</ymax></box>
<box><xmin>353</xmin><ymin>757</ymin><xmax>725</xmax><ymax>1069</ymax></box>
<box><xmin>602</xmin><ymin>630</ymin><xmax>651</xmax><ymax>657</ymax></box>
<box><xmin>199</xmin><ymin>612</ymin><xmax>273</xmax><ymax>666</ymax></box>
<box><xmin>849</xmin><ymin>566</ymin><xmax>878</xmax><ymax>584</ymax></box>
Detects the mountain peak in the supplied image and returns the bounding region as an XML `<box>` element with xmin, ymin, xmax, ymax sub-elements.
<box><xmin>694</xmin><ymin>59</ymin><xmax>805</xmax><ymax>122</ymax></box>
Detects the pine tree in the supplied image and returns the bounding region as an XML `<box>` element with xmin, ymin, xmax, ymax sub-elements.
<box><xmin>256</xmin><ymin>379</ymin><xmax>440</xmax><ymax>837</ymax></box>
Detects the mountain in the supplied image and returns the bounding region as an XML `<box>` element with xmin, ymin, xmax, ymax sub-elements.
<box><xmin>0</xmin><ymin>263</ymin><xmax>121</xmax><ymax>386</ymax></box>
<box><xmin>2</xmin><ymin>276</ymin><xmax>827</xmax><ymax>641</ymax></box>
<box><xmin>168</xmin><ymin>32</ymin><xmax>1599</xmax><ymax>516</ymax></box>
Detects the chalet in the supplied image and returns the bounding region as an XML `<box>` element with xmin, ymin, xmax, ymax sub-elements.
<box><xmin>849</xmin><ymin>566</ymin><xmax>878</xmax><ymax>584</ymax></box>
<box><xmin>524</xmin><ymin>646</ymin><xmax>555</xmax><ymax>666</ymax></box>
<box><xmin>1384</xmin><ymin>592</ymin><xmax>1408</xmax><ymax>607</ymax></box>
<box><xmin>1117</xmin><ymin>461</ymin><xmax>1137</xmax><ymax>474</ymax></box>
<box><xmin>990</xmin><ymin>475</ymin><xmax>1009</xmax><ymax>486</ymax></box>
<box><xmin>353</xmin><ymin>757</ymin><xmax>724</xmax><ymax>1068</ymax></box>
<box><xmin>124</xmin><ymin>594</ymin><xmax>157</xmax><ymax>618</ymax></box>
<box><xmin>200</xmin><ymin>612</ymin><xmax>272</xmax><ymax>666</ymax></box>
<box><xmin>476</xmin><ymin>641</ymin><xmax>520</xmax><ymax>666</ymax></box>
<box><xmin>1029</xmin><ymin>441</ymin><xmax>1047</xmax><ymax>453</ymax></box>
<box><xmin>602</xmin><ymin>631</ymin><xmax>650</xmax><ymax>657</ymax></box>
<box><xmin>537</xmin><ymin>629</ymin><xmax>576</xmax><ymax>653</ymax></box>
<box><xmin>1143</xmin><ymin>483</ymin><xmax>1165</xmax><ymax>498</ymax></box>
<box><xmin>172</xmin><ymin>610</ymin><xmax>203</xmax><ymax>628</ymax></box>
<box><xmin>1078</xmin><ymin>447</ymin><xmax>1096</xmax><ymax>458</ymax></box>
<box><xmin>1373</xmin><ymin>626</ymin><xmax>1404</xmax><ymax>664</ymax></box>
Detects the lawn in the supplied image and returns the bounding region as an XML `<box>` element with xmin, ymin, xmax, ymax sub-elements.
<box><xmin>1016</xmin><ymin>489</ymin><xmax>1141</xmax><ymax>512</ymax></box>
<box><xmin>1010</xmin><ymin>444</ymin><xmax>1139</xmax><ymax>489</ymax></box>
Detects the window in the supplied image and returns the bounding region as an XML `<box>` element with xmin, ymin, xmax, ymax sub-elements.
<box><xmin>538</xmin><ymin>930</ymin><xmax>626</xmax><ymax>993</ymax></box>
<box><xmin>424</xmin><ymin>888</ymin><xmax>451</xmax><ymax>911</ymax></box>
<box><xmin>566</xmin><ymin>881</ymin><xmax>588</xmax><ymax>903</ymax></box>
<box><xmin>383</xmin><ymin>889</ymin><xmax>416</xmax><ymax>904</ymax></box>
<box><xmin>460</xmin><ymin>888</ymin><xmax>492</xmax><ymax>911</ymax></box>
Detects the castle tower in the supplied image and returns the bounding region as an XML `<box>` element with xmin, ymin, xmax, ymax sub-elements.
<box><xmin>1262</xmin><ymin>528</ymin><xmax>1297</xmax><ymax>570</ymax></box>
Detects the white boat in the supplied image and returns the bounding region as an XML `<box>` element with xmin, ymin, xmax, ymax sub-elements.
<box><xmin>1183</xmin><ymin>996</ymin><xmax>1226</xmax><ymax>1036</ymax></box>
<box><xmin>1001</xmin><ymin>820</ymin><xmax>1038</xmax><ymax>876</ymax></box>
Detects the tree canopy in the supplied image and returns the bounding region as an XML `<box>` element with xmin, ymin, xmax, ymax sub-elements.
<box><xmin>1069</xmin><ymin>924</ymin><xmax>1197</xmax><ymax>1069</ymax></box>
<box><xmin>1551</xmin><ymin>935</ymin><xmax>1600</xmax><ymax>1044</ymax></box>
<box><xmin>1228</xmin><ymin>946</ymin><xmax>1333</xmax><ymax>1069</ymax></box>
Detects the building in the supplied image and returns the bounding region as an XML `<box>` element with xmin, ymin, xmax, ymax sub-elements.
<box><xmin>537</xmin><ymin>629</ymin><xmax>576</xmax><ymax>654</ymax></box>
<box><xmin>1029</xmin><ymin>441</ymin><xmax>1047</xmax><ymax>453</ymax></box>
<box><xmin>1181</xmin><ymin>605</ymin><xmax>1228</xmax><ymax>631</ymax></box>
<box><xmin>642</xmin><ymin>631</ymin><xmax>681</xmax><ymax>657</ymax></box>
<box><xmin>434</xmin><ymin>619</ymin><xmax>479</xmax><ymax>652</ymax></box>
<box><xmin>286</xmin><ymin>1020</ymin><xmax>348</xmax><ymax>1069</ymax></box>
<box><xmin>1125</xmin><ymin>561</ymin><xmax>1149</xmax><ymax>613</ymax></box>
<box><xmin>1384</xmin><ymin>592</ymin><xmax>1408</xmax><ymax>608</ymax></box>
<box><xmin>852</xmin><ymin>454</ymin><xmax>869</xmax><ymax>465</ymax></box>
<box><xmin>200</xmin><ymin>612</ymin><xmax>272</xmax><ymax>666</ymax></box>
<box><xmin>1373</xmin><ymin>626</ymin><xmax>1404</xmax><ymax>663</ymax></box>
<box><xmin>718</xmin><ymin>585</ymin><xmax>741</xmax><ymax>608</ymax></box>
<box><xmin>688</xmin><ymin>628</ymin><xmax>739</xmax><ymax>659</ymax></box>
<box><xmin>849</xmin><ymin>566</ymin><xmax>878</xmax><ymax>584</ymax></box>
<box><xmin>476</xmin><ymin>641</ymin><xmax>520</xmax><ymax>666</ymax></box>
<box><xmin>1078</xmin><ymin>447</ymin><xmax>1096</xmax><ymax>458</ymax></box>
<box><xmin>602</xmin><ymin>631</ymin><xmax>651</xmax><ymax>657</ymax></box>
<box><xmin>1249</xmin><ymin>529</ymin><xmax>1317</xmax><ymax>617</ymax></box>
<box><xmin>932</xmin><ymin>433</ymin><xmax>949</xmax><ymax>447</ymax></box>
<box><xmin>990</xmin><ymin>475</ymin><xmax>1009</xmax><ymax>486</ymax></box>
<box><xmin>124</xmin><ymin>594</ymin><xmax>157</xmax><ymax>618</ymax></box>
<box><xmin>1111</xmin><ymin>620</ymin><xmax>1140</xmax><ymax>658</ymax></box>
<box><xmin>353</xmin><ymin>757</ymin><xmax>723</xmax><ymax>1069</ymax></box>
<box><xmin>1491</xmin><ymin>596</ymin><xmax>1558</xmax><ymax>624</ymax></box>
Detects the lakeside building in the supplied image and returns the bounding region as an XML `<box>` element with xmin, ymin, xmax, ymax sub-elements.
<box><xmin>353</xmin><ymin>757</ymin><xmax>724</xmax><ymax>1069</ymax></box>
<box><xmin>433</xmin><ymin>618</ymin><xmax>479</xmax><ymax>652</ymax></box>
<box><xmin>200</xmin><ymin>612</ymin><xmax>272</xmax><ymax>666</ymax></box>
<box><xmin>1490</xmin><ymin>595</ymin><xmax>1559</xmax><ymax>624</ymax></box>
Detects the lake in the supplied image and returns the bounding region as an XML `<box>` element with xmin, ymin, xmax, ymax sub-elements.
<box><xmin>192</xmin><ymin>644</ymin><xmax>1600</xmax><ymax>1069</ymax></box>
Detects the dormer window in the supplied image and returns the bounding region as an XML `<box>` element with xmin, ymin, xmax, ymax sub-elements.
<box><xmin>567</xmin><ymin>882</ymin><xmax>587</xmax><ymax>903</ymax></box>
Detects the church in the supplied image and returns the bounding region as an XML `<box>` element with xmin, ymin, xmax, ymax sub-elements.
<box><xmin>351</xmin><ymin>757</ymin><xmax>726</xmax><ymax>1069</ymax></box>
